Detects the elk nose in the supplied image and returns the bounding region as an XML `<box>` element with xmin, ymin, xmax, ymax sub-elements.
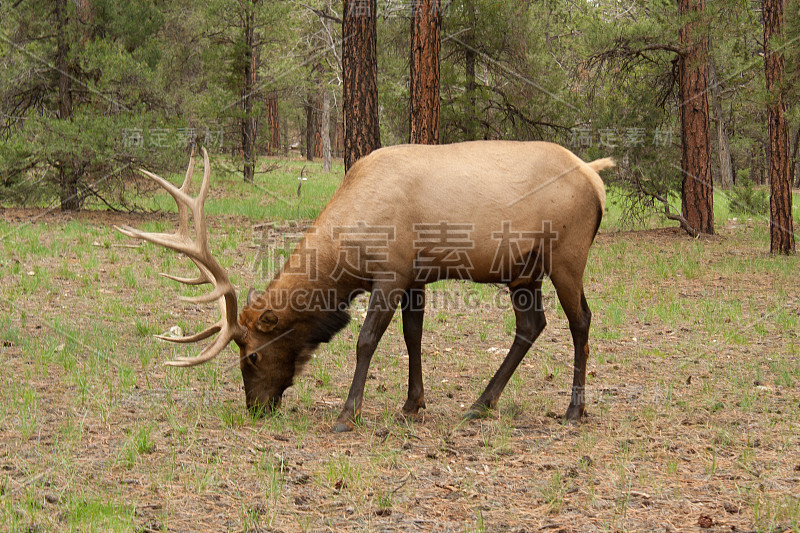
<box><xmin>246</xmin><ymin>396</ymin><xmax>281</xmax><ymax>418</ymax></box>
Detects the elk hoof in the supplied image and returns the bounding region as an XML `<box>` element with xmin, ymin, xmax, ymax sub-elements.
<box><xmin>401</xmin><ymin>397</ymin><xmax>426</xmax><ymax>416</ymax></box>
<box><xmin>464</xmin><ymin>404</ymin><xmax>492</xmax><ymax>420</ymax></box>
<box><xmin>332</xmin><ymin>420</ymin><xmax>354</xmax><ymax>433</ymax></box>
<box><xmin>564</xmin><ymin>404</ymin><xmax>585</xmax><ymax>424</ymax></box>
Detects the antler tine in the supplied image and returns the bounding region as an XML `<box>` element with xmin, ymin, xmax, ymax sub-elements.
<box><xmin>138</xmin><ymin>169</ymin><xmax>195</xmax><ymax>210</ymax></box>
<box><xmin>159</xmin><ymin>256</ymin><xmax>214</xmax><ymax>286</ymax></box>
<box><xmin>191</xmin><ymin>147</ymin><xmax>213</xmax><ymax>248</ymax></box>
<box><xmin>155</xmin><ymin>322</ymin><xmax>221</xmax><ymax>344</ymax></box>
<box><xmin>115</xmin><ymin>148</ymin><xmax>246</xmax><ymax>367</ymax></box>
<box><xmin>164</xmin><ymin>296</ymin><xmax>237</xmax><ymax>366</ymax></box>
<box><xmin>179</xmin><ymin>283</ymin><xmax>230</xmax><ymax>304</ymax></box>
<box><xmin>163</xmin><ymin>328</ymin><xmax>235</xmax><ymax>367</ymax></box>
<box><xmin>181</xmin><ymin>145</ymin><xmax>197</xmax><ymax>192</ymax></box>
<box><xmin>160</xmin><ymin>272</ymin><xmax>207</xmax><ymax>285</ymax></box>
<box><xmin>176</xmin><ymin>145</ymin><xmax>196</xmax><ymax>231</ymax></box>
<box><xmin>114</xmin><ymin>224</ymin><xmax>194</xmax><ymax>256</ymax></box>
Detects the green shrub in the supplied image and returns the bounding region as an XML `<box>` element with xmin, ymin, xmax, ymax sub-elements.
<box><xmin>729</xmin><ymin>180</ymin><xmax>769</xmax><ymax>217</ymax></box>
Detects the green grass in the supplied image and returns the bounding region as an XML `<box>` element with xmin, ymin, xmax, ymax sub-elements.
<box><xmin>0</xmin><ymin>157</ymin><xmax>798</xmax><ymax>531</ymax></box>
<box><xmin>135</xmin><ymin>155</ymin><xmax>344</xmax><ymax>223</ymax></box>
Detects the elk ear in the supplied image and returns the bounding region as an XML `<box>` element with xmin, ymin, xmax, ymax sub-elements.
<box><xmin>256</xmin><ymin>309</ymin><xmax>279</xmax><ymax>333</ymax></box>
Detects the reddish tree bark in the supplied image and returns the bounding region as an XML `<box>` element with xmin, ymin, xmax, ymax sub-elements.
<box><xmin>240</xmin><ymin>1</ymin><xmax>258</xmax><ymax>183</ymax></box>
<box><xmin>314</xmin><ymin>92</ymin><xmax>323</xmax><ymax>158</ymax></box>
<box><xmin>321</xmin><ymin>89</ymin><xmax>332</xmax><ymax>172</ymax></box>
<box><xmin>334</xmin><ymin>121</ymin><xmax>345</xmax><ymax>157</ymax></box>
<box><xmin>763</xmin><ymin>0</ymin><xmax>796</xmax><ymax>254</ymax></box>
<box><xmin>305</xmin><ymin>96</ymin><xmax>315</xmax><ymax>162</ymax></box>
<box><xmin>342</xmin><ymin>0</ymin><xmax>380</xmax><ymax>171</ymax></box>
<box><xmin>678</xmin><ymin>0</ymin><xmax>714</xmax><ymax>235</ymax></box>
<box><xmin>266</xmin><ymin>91</ymin><xmax>280</xmax><ymax>155</ymax></box>
<box><xmin>409</xmin><ymin>0</ymin><xmax>441</xmax><ymax>145</ymax></box>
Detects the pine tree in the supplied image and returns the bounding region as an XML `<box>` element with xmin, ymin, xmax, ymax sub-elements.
<box><xmin>763</xmin><ymin>0</ymin><xmax>796</xmax><ymax>253</ymax></box>
<box><xmin>409</xmin><ymin>0</ymin><xmax>441</xmax><ymax>145</ymax></box>
<box><xmin>342</xmin><ymin>0</ymin><xmax>380</xmax><ymax>171</ymax></box>
<box><xmin>678</xmin><ymin>0</ymin><xmax>714</xmax><ymax>235</ymax></box>
<box><xmin>0</xmin><ymin>0</ymin><xmax>184</xmax><ymax>210</ymax></box>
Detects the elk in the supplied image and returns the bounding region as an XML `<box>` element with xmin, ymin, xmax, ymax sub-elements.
<box><xmin>118</xmin><ymin>142</ymin><xmax>612</xmax><ymax>432</ymax></box>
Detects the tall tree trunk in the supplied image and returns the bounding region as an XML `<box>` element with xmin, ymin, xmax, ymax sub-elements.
<box><xmin>763</xmin><ymin>0</ymin><xmax>796</xmax><ymax>254</ymax></box>
<box><xmin>335</xmin><ymin>121</ymin><xmax>345</xmax><ymax>157</ymax></box>
<box><xmin>314</xmin><ymin>93</ymin><xmax>323</xmax><ymax>158</ymax></box>
<box><xmin>749</xmin><ymin>143</ymin><xmax>764</xmax><ymax>185</ymax></box>
<box><xmin>322</xmin><ymin>88</ymin><xmax>332</xmax><ymax>172</ymax></box>
<box><xmin>708</xmin><ymin>57</ymin><xmax>734</xmax><ymax>189</ymax></box>
<box><xmin>266</xmin><ymin>91</ymin><xmax>280</xmax><ymax>155</ymax></box>
<box><xmin>790</xmin><ymin>124</ymin><xmax>800</xmax><ymax>188</ymax></box>
<box><xmin>305</xmin><ymin>96</ymin><xmax>315</xmax><ymax>162</ymax></box>
<box><xmin>342</xmin><ymin>0</ymin><xmax>380</xmax><ymax>171</ymax></box>
<box><xmin>409</xmin><ymin>0</ymin><xmax>441</xmax><ymax>145</ymax></box>
<box><xmin>282</xmin><ymin>113</ymin><xmax>289</xmax><ymax>156</ymax></box>
<box><xmin>241</xmin><ymin>2</ymin><xmax>257</xmax><ymax>183</ymax></box>
<box><xmin>462</xmin><ymin>0</ymin><xmax>478</xmax><ymax>140</ymax></box>
<box><xmin>464</xmin><ymin>46</ymin><xmax>476</xmax><ymax>139</ymax></box>
<box><xmin>56</xmin><ymin>0</ymin><xmax>79</xmax><ymax>211</ymax></box>
<box><xmin>76</xmin><ymin>0</ymin><xmax>93</xmax><ymax>42</ymax></box>
<box><xmin>678</xmin><ymin>0</ymin><xmax>714</xmax><ymax>234</ymax></box>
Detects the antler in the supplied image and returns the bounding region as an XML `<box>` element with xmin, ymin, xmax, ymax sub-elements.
<box><xmin>115</xmin><ymin>147</ymin><xmax>246</xmax><ymax>366</ymax></box>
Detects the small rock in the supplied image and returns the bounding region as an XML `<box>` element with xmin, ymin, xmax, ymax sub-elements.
<box><xmin>723</xmin><ymin>502</ymin><xmax>740</xmax><ymax>514</ymax></box>
<box><xmin>252</xmin><ymin>503</ymin><xmax>267</xmax><ymax>516</ymax></box>
<box><xmin>293</xmin><ymin>473</ymin><xmax>310</xmax><ymax>485</ymax></box>
<box><xmin>163</xmin><ymin>326</ymin><xmax>183</xmax><ymax>338</ymax></box>
<box><xmin>697</xmin><ymin>515</ymin><xmax>713</xmax><ymax>528</ymax></box>
<box><xmin>44</xmin><ymin>494</ymin><xmax>59</xmax><ymax>505</ymax></box>
<box><xmin>138</xmin><ymin>521</ymin><xmax>162</xmax><ymax>533</ymax></box>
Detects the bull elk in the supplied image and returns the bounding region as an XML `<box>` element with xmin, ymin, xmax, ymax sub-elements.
<box><xmin>117</xmin><ymin>142</ymin><xmax>613</xmax><ymax>432</ymax></box>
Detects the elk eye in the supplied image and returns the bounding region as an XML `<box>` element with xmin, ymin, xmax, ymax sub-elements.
<box><xmin>248</xmin><ymin>352</ymin><xmax>258</xmax><ymax>364</ymax></box>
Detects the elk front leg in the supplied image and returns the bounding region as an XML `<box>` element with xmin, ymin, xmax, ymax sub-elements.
<box><xmin>333</xmin><ymin>287</ymin><xmax>401</xmax><ymax>433</ymax></box>
<box><xmin>401</xmin><ymin>288</ymin><xmax>426</xmax><ymax>415</ymax></box>
<box><xmin>467</xmin><ymin>283</ymin><xmax>546</xmax><ymax>419</ymax></box>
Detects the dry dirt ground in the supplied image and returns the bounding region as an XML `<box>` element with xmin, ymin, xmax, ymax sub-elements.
<box><xmin>0</xmin><ymin>208</ymin><xmax>798</xmax><ymax>532</ymax></box>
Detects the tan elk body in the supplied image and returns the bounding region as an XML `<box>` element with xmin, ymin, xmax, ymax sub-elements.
<box><xmin>119</xmin><ymin>141</ymin><xmax>612</xmax><ymax>432</ymax></box>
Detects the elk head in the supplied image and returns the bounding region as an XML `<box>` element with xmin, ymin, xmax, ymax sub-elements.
<box><xmin>115</xmin><ymin>148</ymin><xmax>297</xmax><ymax>414</ymax></box>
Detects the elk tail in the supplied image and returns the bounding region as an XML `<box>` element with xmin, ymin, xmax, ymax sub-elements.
<box><xmin>587</xmin><ymin>157</ymin><xmax>615</xmax><ymax>173</ymax></box>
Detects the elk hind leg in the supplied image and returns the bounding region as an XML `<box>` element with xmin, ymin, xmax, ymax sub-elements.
<box><xmin>401</xmin><ymin>287</ymin><xmax>426</xmax><ymax>415</ymax></box>
<box><xmin>550</xmin><ymin>268</ymin><xmax>592</xmax><ymax>423</ymax></box>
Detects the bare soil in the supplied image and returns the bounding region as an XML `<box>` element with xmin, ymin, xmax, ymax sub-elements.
<box><xmin>1</xmin><ymin>209</ymin><xmax>798</xmax><ymax>532</ymax></box>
